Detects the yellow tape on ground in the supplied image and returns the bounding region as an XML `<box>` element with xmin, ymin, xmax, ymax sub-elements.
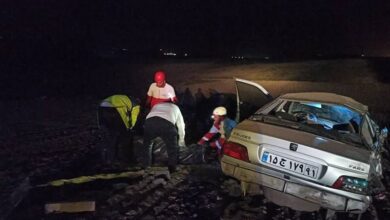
<box><xmin>47</xmin><ymin>170</ymin><xmax>145</xmax><ymax>187</ymax></box>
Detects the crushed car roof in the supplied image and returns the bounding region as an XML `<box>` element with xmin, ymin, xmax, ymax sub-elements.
<box><xmin>280</xmin><ymin>92</ymin><xmax>368</xmax><ymax>113</ymax></box>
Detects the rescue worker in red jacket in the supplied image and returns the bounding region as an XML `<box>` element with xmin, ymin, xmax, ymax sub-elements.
<box><xmin>197</xmin><ymin>106</ymin><xmax>236</xmax><ymax>157</ymax></box>
<box><xmin>146</xmin><ymin>71</ymin><xmax>178</xmax><ymax>108</ymax></box>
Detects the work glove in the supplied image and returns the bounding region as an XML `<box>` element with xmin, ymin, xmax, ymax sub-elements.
<box><xmin>197</xmin><ymin>139</ymin><xmax>205</xmax><ymax>145</ymax></box>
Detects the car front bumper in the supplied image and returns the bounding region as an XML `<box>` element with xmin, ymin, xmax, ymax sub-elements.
<box><xmin>221</xmin><ymin>156</ymin><xmax>371</xmax><ymax>213</ymax></box>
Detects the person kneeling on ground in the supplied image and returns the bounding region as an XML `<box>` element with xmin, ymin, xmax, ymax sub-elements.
<box><xmin>197</xmin><ymin>106</ymin><xmax>236</xmax><ymax>162</ymax></box>
<box><xmin>141</xmin><ymin>101</ymin><xmax>186</xmax><ymax>173</ymax></box>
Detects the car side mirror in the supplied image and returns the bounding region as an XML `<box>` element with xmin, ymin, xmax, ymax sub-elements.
<box><xmin>380</xmin><ymin>127</ymin><xmax>388</xmax><ymax>143</ymax></box>
<box><xmin>373</xmin><ymin>127</ymin><xmax>388</xmax><ymax>151</ymax></box>
<box><xmin>375</xmin><ymin>127</ymin><xmax>388</xmax><ymax>152</ymax></box>
<box><xmin>381</xmin><ymin>127</ymin><xmax>388</xmax><ymax>136</ymax></box>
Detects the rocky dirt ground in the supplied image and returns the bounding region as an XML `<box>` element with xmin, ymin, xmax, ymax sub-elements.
<box><xmin>0</xmin><ymin>96</ymin><xmax>389</xmax><ymax>220</ymax></box>
<box><xmin>1</xmin><ymin>59</ymin><xmax>390</xmax><ymax>219</ymax></box>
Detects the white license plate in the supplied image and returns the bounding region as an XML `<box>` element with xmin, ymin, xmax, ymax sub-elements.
<box><xmin>261</xmin><ymin>151</ymin><xmax>319</xmax><ymax>179</ymax></box>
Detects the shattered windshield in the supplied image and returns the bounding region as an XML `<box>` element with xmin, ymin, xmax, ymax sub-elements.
<box><xmin>258</xmin><ymin>100</ymin><xmax>364</xmax><ymax>146</ymax></box>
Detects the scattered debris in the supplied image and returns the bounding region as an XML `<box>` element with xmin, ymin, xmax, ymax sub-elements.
<box><xmin>45</xmin><ymin>201</ymin><xmax>95</xmax><ymax>214</ymax></box>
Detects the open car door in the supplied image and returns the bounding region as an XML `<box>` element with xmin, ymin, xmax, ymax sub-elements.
<box><xmin>235</xmin><ymin>78</ymin><xmax>273</xmax><ymax>121</ymax></box>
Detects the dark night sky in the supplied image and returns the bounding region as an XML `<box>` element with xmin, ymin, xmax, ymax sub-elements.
<box><xmin>1</xmin><ymin>0</ymin><xmax>390</xmax><ymax>58</ymax></box>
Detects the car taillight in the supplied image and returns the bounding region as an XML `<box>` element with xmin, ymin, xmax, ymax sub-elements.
<box><xmin>332</xmin><ymin>176</ymin><xmax>368</xmax><ymax>194</ymax></box>
<box><xmin>223</xmin><ymin>141</ymin><xmax>249</xmax><ymax>162</ymax></box>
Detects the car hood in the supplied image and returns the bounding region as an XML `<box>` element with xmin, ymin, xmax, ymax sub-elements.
<box><xmin>236</xmin><ymin>119</ymin><xmax>371</xmax><ymax>163</ymax></box>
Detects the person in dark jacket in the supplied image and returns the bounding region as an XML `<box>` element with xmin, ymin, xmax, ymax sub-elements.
<box><xmin>98</xmin><ymin>95</ymin><xmax>140</xmax><ymax>165</ymax></box>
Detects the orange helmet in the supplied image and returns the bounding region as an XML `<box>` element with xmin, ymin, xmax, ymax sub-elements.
<box><xmin>154</xmin><ymin>71</ymin><xmax>166</xmax><ymax>83</ymax></box>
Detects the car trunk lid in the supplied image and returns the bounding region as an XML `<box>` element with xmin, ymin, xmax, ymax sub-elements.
<box><xmin>231</xmin><ymin>120</ymin><xmax>372</xmax><ymax>181</ymax></box>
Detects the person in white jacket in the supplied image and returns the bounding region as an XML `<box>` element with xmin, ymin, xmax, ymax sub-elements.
<box><xmin>141</xmin><ymin>101</ymin><xmax>185</xmax><ymax>173</ymax></box>
<box><xmin>146</xmin><ymin>71</ymin><xmax>178</xmax><ymax>108</ymax></box>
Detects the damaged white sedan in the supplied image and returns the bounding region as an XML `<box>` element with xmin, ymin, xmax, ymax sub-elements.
<box><xmin>221</xmin><ymin>78</ymin><xmax>388</xmax><ymax>217</ymax></box>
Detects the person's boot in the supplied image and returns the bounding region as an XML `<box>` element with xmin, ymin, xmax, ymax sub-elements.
<box><xmin>201</xmin><ymin>145</ymin><xmax>211</xmax><ymax>163</ymax></box>
<box><xmin>209</xmin><ymin>148</ymin><xmax>218</xmax><ymax>161</ymax></box>
<box><xmin>102</xmin><ymin>149</ymin><xmax>113</xmax><ymax>165</ymax></box>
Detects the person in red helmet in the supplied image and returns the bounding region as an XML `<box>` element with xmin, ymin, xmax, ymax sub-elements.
<box><xmin>146</xmin><ymin>71</ymin><xmax>178</xmax><ymax>108</ymax></box>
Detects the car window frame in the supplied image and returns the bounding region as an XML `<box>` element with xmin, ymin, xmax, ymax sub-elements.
<box><xmin>361</xmin><ymin>113</ymin><xmax>377</xmax><ymax>148</ymax></box>
<box><xmin>256</xmin><ymin>98</ymin><xmax>284</xmax><ymax>115</ymax></box>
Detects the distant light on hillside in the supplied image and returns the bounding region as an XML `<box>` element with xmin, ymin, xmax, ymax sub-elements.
<box><xmin>164</xmin><ymin>52</ymin><xmax>176</xmax><ymax>56</ymax></box>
